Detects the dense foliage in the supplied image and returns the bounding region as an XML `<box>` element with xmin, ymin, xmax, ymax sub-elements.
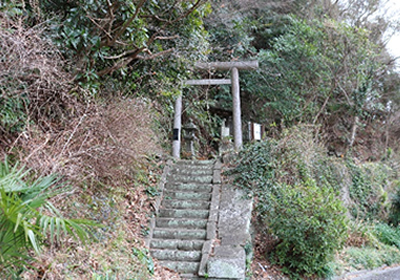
<box><xmin>229</xmin><ymin>127</ymin><xmax>400</xmax><ymax>277</ymax></box>
<box><xmin>389</xmin><ymin>185</ymin><xmax>400</xmax><ymax>225</ymax></box>
<box><xmin>229</xmin><ymin>128</ymin><xmax>348</xmax><ymax>277</ymax></box>
<box><xmin>206</xmin><ymin>0</ymin><xmax>400</xmax><ymax>158</ymax></box>
<box><xmin>268</xmin><ymin>180</ymin><xmax>347</xmax><ymax>278</ymax></box>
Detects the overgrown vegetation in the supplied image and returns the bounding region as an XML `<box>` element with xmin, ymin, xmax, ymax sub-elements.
<box><xmin>0</xmin><ymin>5</ymin><xmax>178</xmax><ymax>277</ymax></box>
<box><xmin>229</xmin><ymin>128</ymin><xmax>348</xmax><ymax>278</ymax></box>
<box><xmin>229</xmin><ymin>127</ymin><xmax>400</xmax><ymax>278</ymax></box>
<box><xmin>0</xmin><ymin>11</ymin><xmax>77</xmax><ymax>141</ymax></box>
<box><xmin>1</xmin><ymin>0</ymin><xmax>400</xmax><ymax>279</ymax></box>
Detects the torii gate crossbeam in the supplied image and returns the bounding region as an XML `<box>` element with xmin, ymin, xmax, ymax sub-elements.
<box><xmin>172</xmin><ymin>61</ymin><xmax>259</xmax><ymax>159</ymax></box>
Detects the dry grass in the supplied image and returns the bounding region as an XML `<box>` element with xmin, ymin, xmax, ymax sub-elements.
<box><xmin>13</xmin><ymin>98</ymin><xmax>179</xmax><ymax>279</ymax></box>
<box><xmin>0</xmin><ymin>12</ymin><xmax>180</xmax><ymax>279</ymax></box>
<box><xmin>10</xmin><ymin>97</ymin><xmax>177</xmax><ymax>279</ymax></box>
<box><xmin>250</xmin><ymin>230</ymin><xmax>289</xmax><ymax>280</ymax></box>
<box><xmin>15</xmin><ymin>99</ymin><xmax>162</xmax><ymax>184</ymax></box>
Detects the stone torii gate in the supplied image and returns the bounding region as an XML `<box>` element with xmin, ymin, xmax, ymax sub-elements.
<box><xmin>172</xmin><ymin>61</ymin><xmax>259</xmax><ymax>159</ymax></box>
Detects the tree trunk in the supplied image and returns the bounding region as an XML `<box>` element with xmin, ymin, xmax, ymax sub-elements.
<box><xmin>349</xmin><ymin>115</ymin><xmax>359</xmax><ymax>148</ymax></box>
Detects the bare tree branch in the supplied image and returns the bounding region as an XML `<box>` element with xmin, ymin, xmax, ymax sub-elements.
<box><xmin>97</xmin><ymin>48</ymin><xmax>144</xmax><ymax>76</ymax></box>
<box><xmin>155</xmin><ymin>35</ymin><xmax>179</xmax><ymax>40</ymax></box>
<box><xmin>137</xmin><ymin>48</ymin><xmax>174</xmax><ymax>60</ymax></box>
<box><xmin>102</xmin><ymin>48</ymin><xmax>148</xmax><ymax>60</ymax></box>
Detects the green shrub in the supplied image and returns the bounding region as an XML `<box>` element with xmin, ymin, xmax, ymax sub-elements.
<box><xmin>229</xmin><ymin>127</ymin><xmax>348</xmax><ymax>278</ymax></box>
<box><xmin>389</xmin><ymin>184</ymin><xmax>400</xmax><ymax>226</ymax></box>
<box><xmin>0</xmin><ymin>91</ymin><xmax>28</xmax><ymax>133</ymax></box>
<box><xmin>229</xmin><ymin>126</ymin><xmax>400</xmax><ymax>277</ymax></box>
<box><xmin>267</xmin><ymin>180</ymin><xmax>347</xmax><ymax>278</ymax></box>
<box><xmin>346</xmin><ymin>160</ymin><xmax>392</xmax><ymax>219</ymax></box>
<box><xmin>373</xmin><ymin>223</ymin><xmax>400</xmax><ymax>249</ymax></box>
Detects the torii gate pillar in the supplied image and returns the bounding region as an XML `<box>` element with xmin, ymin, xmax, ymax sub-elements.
<box><xmin>231</xmin><ymin>67</ymin><xmax>242</xmax><ymax>150</ymax></box>
<box><xmin>172</xmin><ymin>61</ymin><xmax>258</xmax><ymax>158</ymax></box>
<box><xmin>195</xmin><ymin>61</ymin><xmax>258</xmax><ymax>152</ymax></box>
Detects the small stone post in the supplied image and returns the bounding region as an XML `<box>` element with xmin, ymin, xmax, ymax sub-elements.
<box><xmin>183</xmin><ymin>120</ymin><xmax>197</xmax><ymax>159</ymax></box>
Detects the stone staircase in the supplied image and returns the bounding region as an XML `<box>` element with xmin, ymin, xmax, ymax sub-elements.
<box><xmin>147</xmin><ymin>160</ymin><xmax>220</xmax><ymax>279</ymax></box>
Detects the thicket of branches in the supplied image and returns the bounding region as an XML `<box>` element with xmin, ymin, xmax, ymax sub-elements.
<box><xmin>0</xmin><ymin>12</ymin><xmax>80</xmax><ymax>147</ymax></box>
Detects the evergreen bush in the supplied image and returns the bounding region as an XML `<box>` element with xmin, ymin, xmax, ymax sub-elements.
<box><xmin>389</xmin><ymin>184</ymin><xmax>400</xmax><ymax>226</ymax></box>
<box><xmin>229</xmin><ymin>127</ymin><xmax>348</xmax><ymax>278</ymax></box>
<box><xmin>373</xmin><ymin>223</ymin><xmax>400</xmax><ymax>249</ymax></box>
<box><xmin>267</xmin><ymin>180</ymin><xmax>347</xmax><ymax>278</ymax></box>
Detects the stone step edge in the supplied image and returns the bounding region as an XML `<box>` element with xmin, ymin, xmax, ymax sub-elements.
<box><xmin>167</xmin><ymin>179</ymin><xmax>213</xmax><ymax>185</ymax></box>
<box><xmin>145</xmin><ymin>159</ymin><xmax>173</xmax><ymax>248</ymax></box>
<box><xmin>152</xmin><ymin>227</ymin><xmax>207</xmax><ymax>234</ymax></box>
<box><xmin>155</xmin><ymin>217</ymin><xmax>208</xmax><ymax>228</ymax></box>
<box><xmin>161</xmin><ymin>200</ymin><xmax>211</xmax><ymax>210</ymax></box>
<box><xmin>165</xmin><ymin>186</ymin><xmax>213</xmax><ymax>193</ymax></box>
<box><xmin>156</xmin><ymin>217</ymin><xmax>209</xmax><ymax>222</ymax></box>
<box><xmin>175</xmin><ymin>160</ymin><xmax>216</xmax><ymax>165</ymax></box>
<box><xmin>198</xmin><ymin>160</ymin><xmax>222</xmax><ymax>277</ymax></box>
<box><xmin>169</xmin><ymin>169</ymin><xmax>213</xmax><ymax>174</ymax></box>
<box><xmin>166</xmin><ymin>183</ymin><xmax>214</xmax><ymax>188</ymax></box>
<box><xmin>158</xmin><ymin>209</ymin><xmax>210</xmax><ymax>217</ymax></box>
<box><xmin>158</xmin><ymin>260</ymin><xmax>200</xmax><ymax>274</ymax></box>
<box><xmin>150</xmin><ymin>248</ymin><xmax>202</xmax><ymax>261</ymax></box>
<box><xmin>150</xmin><ymin>238</ymin><xmax>205</xmax><ymax>250</ymax></box>
<box><xmin>180</xmin><ymin>274</ymin><xmax>224</xmax><ymax>280</ymax></box>
<box><xmin>163</xmin><ymin>191</ymin><xmax>212</xmax><ymax>200</ymax></box>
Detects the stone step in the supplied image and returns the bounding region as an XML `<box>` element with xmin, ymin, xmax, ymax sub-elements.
<box><xmin>180</xmin><ymin>275</ymin><xmax>226</xmax><ymax>280</ymax></box>
<box><xmin>150</xmin><ymin>249</ymin><xmax>202</xmax><ymax>261</ymax></box>
<box><xmin>173</xmin><ymin>165</ymin><xmax>213</xmax><ymax>172</ymax></box>
<box><xmin>164</xmin><ymin>190</ymin><xmax>212</xmax><ymax>201</ymax></box>
<box><xmin>175</xmin><ymin>160</ymin><xmax>215</xmax><ymax>166</ymax></box>
<box><xmin>168</xmin><ymin>174</ymin><xmax>213</xmax><ymax>184</ymax></box>
<box><xmin>156</xmin><ymin>218</ymin><xmax>207</xmax><ymax>229</ymax></box>
<box><xmin>149</xmin><ymin>160</ymin><xmax>219</xmax><ymax>278</ymax></box>
<box><xmin>150</xmin><ymin>239</ymin><xmax>205</xmax><ymax>251</ymax></box>
<box><xmin>152</xmin><ymin>228</ymin><xmax>207</xmax><ymax>240</ymax></box>
<box><xmin>162</xmin><ymin>199</ymin><xmax>210</xmax><ymax>210</ymax></box>
<box><xmin>159</xmin><ymin>209</ymin><xmax>209</xmax><ymax>219</ymax></box>
<box><xmin>159</xmin><ymin>261</ymin><xmax>199</xmax><ymax>274</ymax></box>
<box><xmin>166</xmin><ymin>183</ymin><xmax>213</xmax><ymax>193</ymax></box>
<box><xmin>170</xmin><ymin>168</ymin><xmax>213</xmax><ymax>176</ymax></box>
